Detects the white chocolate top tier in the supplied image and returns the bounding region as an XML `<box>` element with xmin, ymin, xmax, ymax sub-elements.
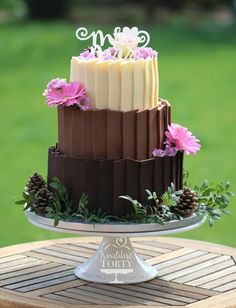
<box><xmin>70</xmin><ymin>57</ymin><xmax>159</xmax><ymax>111</ymax></box>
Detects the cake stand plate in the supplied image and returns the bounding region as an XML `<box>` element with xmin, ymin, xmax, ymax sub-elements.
<box><xmin>25</xmin><ymin>211</ymin><xmax>206</xmax><ymax>284</ymax></box>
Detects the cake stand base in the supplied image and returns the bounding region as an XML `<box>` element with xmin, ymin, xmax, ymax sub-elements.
<box><xmin>25</xmin><ymin>210</ymin><xmax>206</xmax><ymax>284</ymax></box>
<box><xmin>74</xmin><ymin>236</ymin><xmax>157</xmax><ymax>284</ymax></box>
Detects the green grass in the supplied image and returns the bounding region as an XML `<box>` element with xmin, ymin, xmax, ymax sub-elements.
<box><xmin>0</xmin><ymin>21</ymin><xmax>235</xmax><ymax>248</ymax></box>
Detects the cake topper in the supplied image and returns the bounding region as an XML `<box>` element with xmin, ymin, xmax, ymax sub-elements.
<box><xmin>75</xmin><ymin>26</ymin><xmax>150</xmax><ymax>58</ymax></box>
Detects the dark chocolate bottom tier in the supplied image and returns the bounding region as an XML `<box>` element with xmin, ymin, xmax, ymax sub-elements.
<box><xmin>48</xmin><ymin>146</ymin><xmax>183</xmax><ymax>217</ymax></box>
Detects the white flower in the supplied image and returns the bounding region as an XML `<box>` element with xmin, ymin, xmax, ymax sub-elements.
<box><xmin>112</xmin><ymin>27</ymin><xmax>140</xmax><ymax>50</ymax></box>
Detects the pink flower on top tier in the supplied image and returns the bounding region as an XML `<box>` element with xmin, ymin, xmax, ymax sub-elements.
<box><xmin>43</xmin><ymin>78</ymin><xmax>90</xmax><ymax>110</ymax></box>
<box><xmin>165</xmin><ymin>124</ymin><xmax>201</xmax><ymax>155</ymax></box>
<box><xmin>133</xmin><ymin>47</ymin><xmax>157</xmax><ymax>60</ymax></box>
<box><xmin>102</xmin><ymin>47</ymin><xmax>118</xmax><ymax>60</ymax></box>
<box><xmin>79</xmin><ymin>49</ymin><xmax>97</xmax><ymax>60</ymax></box>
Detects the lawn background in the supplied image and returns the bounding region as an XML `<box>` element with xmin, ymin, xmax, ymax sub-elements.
<box><xmin>0</xmin><ymin>21</ymin><xmax>235</xmax><ymax>248</ymax></box>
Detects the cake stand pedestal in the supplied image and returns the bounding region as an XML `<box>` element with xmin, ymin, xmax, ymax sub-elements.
<box><xmin>25</xmin><ymin>211</ymin><xmax>205</xmax><ymax>284</ymax></box>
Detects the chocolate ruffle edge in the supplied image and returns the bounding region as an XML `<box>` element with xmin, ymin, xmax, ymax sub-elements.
<box><xmin>57</xmin><ymin>99</ymin><xmax>171</xmax><ymax>161</ymax></box>
<box><xmin>48</xmin><ymin>146</ymin><xmax>183</xmax><ymax>217</ymax></box>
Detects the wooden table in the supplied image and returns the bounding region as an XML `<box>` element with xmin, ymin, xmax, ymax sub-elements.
<box><xmin>1</xmin><ymin>237</ymin><xmax>236</xmax><ymax>308</ymax></box>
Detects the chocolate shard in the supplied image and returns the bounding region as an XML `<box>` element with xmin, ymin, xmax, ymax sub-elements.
<box><xmin>113</xmin><ymin>159</ymin><xmax>128</xmax><ymax>216</ymax></box>
<box><xmin>82</xmin><ymin>110</ymin><xmax>93</xmax><ymax>157</ymax></box>
<box><xmin>71</xmin><ymin>157</ymin><xmax>88</xmax><ymax>213</ymax></box>
<box><xmin>179</xmin><ymin>151</ymin><xmax>184</xmax><ymax>189</ymax></box>
<box><xmin>71</xmin><ymin>109</ymin><xmax>84</xmax><ymax>156</ymax></box>
<box><xmin>98</xmin><ymin>159</ymin><xmax>114</xmax><ymax>214</ymax></box>
<box><xmin>139</xmin><ymin>159</ymin><xmax>154</xmax><ymax>205</ymax></box>
<box><xmin>136</xmin><ymin>110</ymin><xmax>148</xmax><ymax>160</ymax></box>
<box><xmin>164</xmin><ymin>156</ymin><xmax>173</xmax><ymax>190</ymax></box>
<box><xmin>126</xmin><ymin>159</ymin><xmax>140</xmax><ymax>201</ymax></box>
<box><xmin>86</xmin><ymin>159</ymin><xmax>100</xmax><ymax>212</ymax></box>
<box><xmin>158</xmin><ymin>105</ymin><xmax>165</xmax><ymax>149</ymax></box>
<box><xmin>153</xmin><ymin>156</ymin><xmax>164</xmax><ymax>197</ymax></box>
<box><xmin>63</xmin><ymin>107</ymin><xmax>73</xmax><ymax>156</ymax></box>
<box><xmin>122</xmin><ymin>110</ymin><xmax>136</xmax><ymax>159</ymax></box>
<box><xmin>172</xmin><ymin>154</ymin><xmax>177</xmax><ymax>189</ymax></box>
<box><xmin>92</xmin><ymin>110</ymin><xmax>108</xmax><ymax>159</ymax></box>
<box><xmin>57</xmin><ymin>107</ymin><xmax>65</xmax><ymax>153</ymax></box>
<box><xmin>47</xmin><ymin>147</ymin><xmax>58</xmax><ymax>185</ymax></box>
<box><xmin>48</xmin><ymin>149</ymin><xmax>65</xmax><ymax>190</ymax></box>
<box><xmin>107</xmin><ymin>111</ymin><xmax>122</xmax><ymax>159</ymax></box>
<box><xmin>148</xmin><ymin>108</ymin><xmax>157</xmax><ymax>157</ymax></box>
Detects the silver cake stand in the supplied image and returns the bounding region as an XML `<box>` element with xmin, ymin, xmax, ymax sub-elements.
<box><xmin>25</xmin><ymin>210</ymin><xmax>206</xmax><ymax>284</ymax></box>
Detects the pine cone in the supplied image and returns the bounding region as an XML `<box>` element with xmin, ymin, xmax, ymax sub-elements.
<box><xmin>25</xmin><ymin>173</ymin><xmax>46</xmax><ymax>195</ymax></box>
<box><xmin>172</xmin><ymin>187</ymin><xmax>198</xmax><ymax>218</ymax></box>
<box><xmin>34</xmin><ymin>187</ymin><xmax>54</xmax><ymax>215</ymax></box>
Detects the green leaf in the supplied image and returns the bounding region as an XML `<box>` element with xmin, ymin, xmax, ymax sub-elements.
<box><xmin>23</xmin><ymin>192</ymin><xmax>29</xmax><ymax>199</ymax></box>
<box><xmin>49</xmin><ymin>182</ymin><xmax>60</xmax><ymax>190</ymax></box>
<box><xmin>54</xmin><ymin>215</ymin><xmax>60</xmax><ymax>227</ymax></box>
<box><xmin>52</xmin><ymin>177</ymin><xmax>60</xmax><ymax>183</ymax></box>
<box><xmin>23</xmin><ymin>203</ymin><xmax>32</xmax><ymax>211</ymax></box>
<box><xmin>225</xmin><ymin>182</ymin><xmax>231</xmax><ymax>191</ymax></box>
<box><xmin>15</xmin><ymin>200</ymin><xmax>26</xmax><ymax>205</ymax></box>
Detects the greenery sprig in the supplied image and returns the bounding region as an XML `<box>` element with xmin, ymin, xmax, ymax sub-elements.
<box><xmin>119</xmin><ymin>186</ymin><xmax>181</xmax><ymax>224</ymax></box>
<box><xmin>70</xmin><ymin>192</ymin><xmax>117</xmax><ymax>223</ymax></box>
<box><xmin>193</xmin><ymin>181</ymin><xmax>234</xmax><ymax>227</ymax></box>
<box><xmin>15</xmin><ymin>192</ymin><xmax>35</xmax><ymax>211</ymax></box>
<box><xmin>44</xmin><ymin>177</ymin><xmax>73</xmax><ymax>226</ymax></box>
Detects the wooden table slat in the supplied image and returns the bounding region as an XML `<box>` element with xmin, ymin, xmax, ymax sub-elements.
<box><xmin>33</xmin><ymin>248</ymin><xmax>89</xmax><ymax>263</ymax></box>
<box><xmin>151</xmin><ymin>249</ymin><xmax>206</xmax><ymax>268</ymax></box>
<box><xmin>54</xmin><ymin>243</ymin><xmax>96</xmax><ymax>255</ymax></box>
<box><xmin>214</xmin><ymin>279</ymin><xmax>236</xmax><ymax>292</ymax></box>
<box><xmin>159</xmin><ymin>254</ymin><xmax>227</xmax><ymax>279</ymax></box>
<box><xmin>138</xmin><ymin>281</ymin><xmax>208</xmax><ymax>300</ymax></box>
<box><xmin>0</xmin><ymin>254</ymin><xmax>26</xmax><ymax>264</ymax></box>
<box><xmin>15</xmin><ymin>274</ymin><xmax>77</xmax><ymax>292</ymax></box>
<box><xmin>43</xmin><ymin>293</ymin><xmax>91</xmax><ymax>305</ymax></box>
<box><xmin>0</xmin><ymin>265</ymin><xmax>72</xmax><ymax>287</ymax></box>
<box><xmin>0</xmin><ymin>262</ymin><xmax>63</xmax><ymax>282</ymax></box>
<box><xmin>68</xmin><ymin>286</ymin><xmax>140</xmax><ymax>305</ymax></box>
<box><xmin>180</xmin><ymin>259</ymin><xmax>235</xmax><ymax>285</ymax></box>
<box><xmin>23</xmin><ymin>251</ymin><xmax>80</xmax><ymax>266</ymax></box>
<box><xmin>59</xmin><ymin>288</ymin><xmax>122</xmax><ymax>305</ymax></box>
<box><xmin>0</xmin><ymin>259</ymin><xmax>49</xmax><ymax>275</ymax></box>
<box><xmin>200</xmin><ymin>270</ymin><xmax>236</xmax><ymax>290</ymax></box>
<box><xmin>0</xmin><ymin>257</ymin><xmax>38</xmax><ymax>270</ymax></box>
<box><xmin>6</xmin><ymin>269</ymin><xmax>74</xmax><ymax>290</ymax></box>
<box><xmin>47</xmin><ymin>245</ymin><xmax>93</xmax><ymax>258</ymax></box>
<box><xmin>141</xmin><ymin>241</ymin><xmax>182</xmax><ymax>251</ymax></box>
<box><xmin>132</xmin><ymin>242</ymin><xmax>172</xmax><ymax>254</ymax></box>
<box><xmin>148</xmin><ymin>275</ymin><xmax>219</xmax><ymax>296</ymax></box>
<box><xmin>147</xmin><ymin>247</ymin><xmax>199</xmax><ymax>267</ymax></box>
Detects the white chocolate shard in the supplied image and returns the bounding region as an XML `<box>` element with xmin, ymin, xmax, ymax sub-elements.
<box><xmin>108</xmin><ymin>60</ymin><xmax>122</xmax><ymax>111</ymax></box>
<box><xmin>133</xmin><ymin>59</ymin><xmax>145</xmax><ymax>110</ymax></box>
<box><xmin>121</xmin><ymin>61</ymin><xmax>134</xmax><ymax>111</ymax></box>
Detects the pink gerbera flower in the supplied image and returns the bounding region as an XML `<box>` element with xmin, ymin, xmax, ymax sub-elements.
<box><xmin>165</xmin><ymin>124</ymin><xmax>201</xmax><ymax>155</ymax></box>
<box><xmin>43</xmin><ymin>78</ymin><xmax>90</xmax><ymax>110</ymax></box>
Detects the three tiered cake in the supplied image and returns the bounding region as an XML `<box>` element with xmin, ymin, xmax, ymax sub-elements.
<box><xmin>46</xmin><ymin>27</ymin><xmax>194</xmax><ymax>217</ymax></box>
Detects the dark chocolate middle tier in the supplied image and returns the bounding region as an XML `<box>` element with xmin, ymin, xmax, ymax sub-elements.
<box><xmin>57</xmin><ymin>99</ymin><xmax>171</xmax><ymax>160</ymax></box>
<box><xmin>48</xmin><ymin>146</ymin><xmax>183</xmax><ymax>217</ymax></box>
